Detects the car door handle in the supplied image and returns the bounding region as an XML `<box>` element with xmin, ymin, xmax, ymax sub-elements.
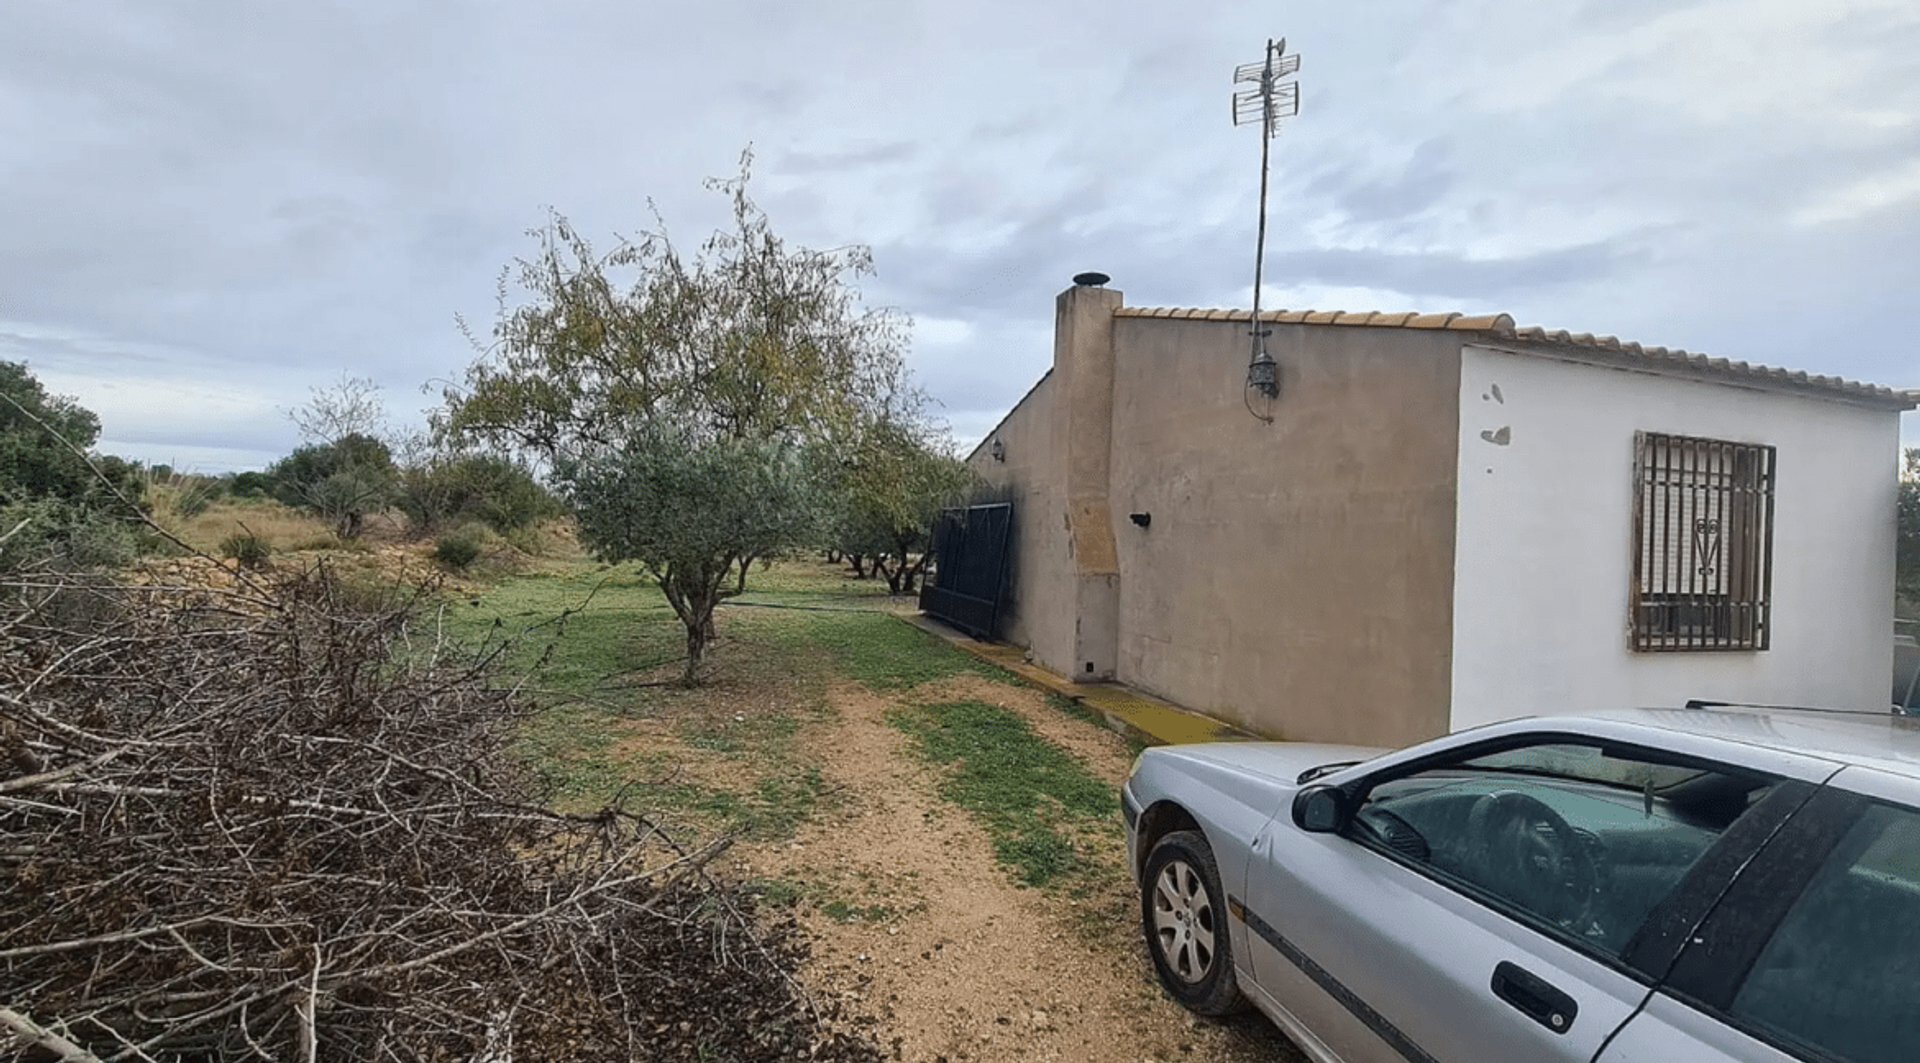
<box><xmin>1491</xmin><ymin>961</ymin><xmax>1578</xmax><ymax>1035</ymax></box>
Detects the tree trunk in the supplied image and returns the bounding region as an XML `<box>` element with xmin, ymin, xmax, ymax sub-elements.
<box><xmin>658</xmin><ymin>562</ymin><xmax>720</xmax><ymax>687</ymax></box>
<box><xmin>682</xmin><ymin>618</ymin><xmax>706</xmax><ymax>687</ymax></box>
<box><xmin>901</xmin><ymin>553</ymin><xmax>927</xmax><ymax>595</ymax></box>
<box><xmin>848</xmin><ymin>553</ymin><xmax>867</xmax><ymax>578</ymax></box>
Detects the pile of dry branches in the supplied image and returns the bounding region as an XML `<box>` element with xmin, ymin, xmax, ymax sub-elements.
<box><xmin>0</xmin><ymin>564</ymin><xmax>881</xmax><ymax>1062</ymax></box>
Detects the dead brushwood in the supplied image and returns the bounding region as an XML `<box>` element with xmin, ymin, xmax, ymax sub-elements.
<box><xmin>0</xmin><ymin>564</ymin><xmax>882</xmax><ymax>1063</ymax></box>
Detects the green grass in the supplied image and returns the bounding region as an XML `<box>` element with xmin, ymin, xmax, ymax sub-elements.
<box><xmin>890</xmin><ymin>698</ymin><xmax>1117</xmax><ymax>889</ymax></box>
<box><xmin>443</xmin><ymin>559</ymin><xmax>1118</xmax><ymax>877</ymax></box>
<box><xmin>441</xmin><ymin>561</ymin><xmax>683</xmax><ymax>687</ymax></box>
<box><xmin>645</xmin><ymin>762</ymin><xmax>829</xmax><ymax>840</ymax></box>
<box><xmin>728</xmin><ymin>560</ymin><xmax>901</xmax><ymax>607</ymax></box>
<box><xmin>439</xmin><ymin>559</ymin><xmax>838</xmax><ymax>832</ymax></box>
<box><xmin>781</xmin><ymin>610</ymin><xmax>1000</xmax><ymax>691</ymax></box>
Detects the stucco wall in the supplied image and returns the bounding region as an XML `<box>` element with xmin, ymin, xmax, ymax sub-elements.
<box><xmin>1106</xmin><ymin>318</ymin><xmax>1463</xmax><ymax>746</ymax></box>
<box><xmin>1450</xmin><ymin>344</ymin><xmax>1901</xmax><ymax>728</ymax></box>
<box><xmin>968</xmin><ymin>372</ymin><xmax>1072</xmax><ymax>666</ymax></box>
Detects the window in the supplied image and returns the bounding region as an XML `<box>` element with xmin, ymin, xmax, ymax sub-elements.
<box><xmin>1727</xmin><ymin>801</ymin><xmax>1920</xmax><ymax>1063</ymax></box>
<box><xmin>1351</xmin><ymin>741</ymin><xmax>1774</xmax><ymax>960</ymax></box>
<box><xmin>1631</xmin><ymin>432</ymin><xmax>1775</xmax><ymax>652</ymax></box>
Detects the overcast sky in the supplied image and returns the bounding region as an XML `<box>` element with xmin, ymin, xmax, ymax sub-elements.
<box><xmin>4</xmin><ymin>0</ymin><xmax>1918</xmax><ymax>472</ymax></box>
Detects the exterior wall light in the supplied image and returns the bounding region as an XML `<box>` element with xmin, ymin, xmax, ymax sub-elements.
<box><xmin>989</xmin><ymin>439</ymin><xmax>1006</xmax><ymax>462</ymax></box>
<box><xmin>1248</xmin><ymin>352</ymin><xmax>1280</xmax><ymax>398</ymax></box>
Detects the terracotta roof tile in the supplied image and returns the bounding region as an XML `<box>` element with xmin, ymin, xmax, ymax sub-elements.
<box><xmin>1112</xmin><ymin>305</ymin><xmax>1916</xmax><ymax>408</ymax></box>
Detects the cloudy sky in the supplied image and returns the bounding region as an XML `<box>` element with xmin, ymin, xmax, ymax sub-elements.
<box><xmin>4</xmin><ymin>0</ymin><xmax>1918</xmax><ymax>472</ymax></box>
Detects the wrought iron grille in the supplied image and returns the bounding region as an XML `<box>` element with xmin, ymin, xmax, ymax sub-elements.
<box><xmin>1631</xmin><ymin>432</ymin><xmax>1775</xmax><ymax>651</ymax></box>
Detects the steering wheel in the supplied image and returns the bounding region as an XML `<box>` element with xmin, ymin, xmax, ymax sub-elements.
<box><xmin>1466</xmin><ymin>790</ymin><xmax>1600</xmax><ymax>930</ymax></box>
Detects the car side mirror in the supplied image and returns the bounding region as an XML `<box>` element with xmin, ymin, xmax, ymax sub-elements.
<box><xmin>1292</xmin><ymin>784</ymin><xmax>1351</xmax><ymax>833</ymax></box>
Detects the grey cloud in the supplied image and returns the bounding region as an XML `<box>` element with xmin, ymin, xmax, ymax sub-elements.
<box><xmin>1573</xmin><ymin>0</ymin><xmax>1689</xmax><ymax>30</ymax></box>
<box><xmin>779</xmin><ymin>140</ymin><xmax>921</xmax><ymax>175</ymax></box>
<box><xmin>1283</xmin><ymin>238</ymin><xmax>1649</xmax><ymax>302</ymax></box>
<box><xmin>1302</xmin><ymin>138</ymin><xmax>1458</xmax><ymax>226</ymax></box>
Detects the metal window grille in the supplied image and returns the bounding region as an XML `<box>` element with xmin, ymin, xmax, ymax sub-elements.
<box><xmin>1631</xmin><ymin>432</ymin><xmax>1775</xmax><ymax>652</ymax></box>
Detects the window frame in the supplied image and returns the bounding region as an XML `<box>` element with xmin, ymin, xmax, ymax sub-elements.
<box><xmin>1630</xmin><ymin>431</ymin><xmax>1776</xmax><ymax>653</ymax></box>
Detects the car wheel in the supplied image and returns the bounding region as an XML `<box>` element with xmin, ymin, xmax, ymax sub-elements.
<box><xmin>1142</xmin><ymin>830</ymin><xmax>1244</xmax><ymax>1016</ymax></box>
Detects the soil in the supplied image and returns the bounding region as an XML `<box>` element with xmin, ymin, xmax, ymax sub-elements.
<box><xmin>738</xmin><ymin>674</ymin><xmax>1307</xmax><ymax>1063</ymax></box>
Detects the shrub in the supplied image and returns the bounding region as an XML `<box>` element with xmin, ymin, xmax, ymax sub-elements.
<box><xmin>398</xmin><ymin>453</ymin><xmax>560</xmax><ymax>536</ymax></box>
<box><xmin>152</xmin><ymin>475</ymin><xmax>224</xmax><ymax>520</ymax></box>
<box><xmin>267</xmin><ymin>434</ymin><xmax>397</xmax><ymax>538</ymax></box>
<box><xmin>218</xmin><ymin>531</ymin><xmax>272</xmax><ymax>570</ymax></box>
<box><xmin>227</xmin><ymin>471</ymin><xmax>275</xmax><ymax>499</ymax></box>
<box><xmin>0</xmin><ymin>499</ymin><xmax>138</xmax><ymax>575</ymax></box>
<box><xmin>434</xmin><ymin>532</ymin><xmax>484</xmax><ymax>570</ymax></box>
<box><xmin>503</xmin><ymin>522</ymin><xmax>547</xmax><ymax>556</ymax></box>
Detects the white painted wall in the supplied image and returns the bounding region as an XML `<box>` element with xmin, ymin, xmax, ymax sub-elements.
<box><xmin>1450</xmin><ymin>344</ymin><xmax>1901</xmax><ymax>731</ymax></box>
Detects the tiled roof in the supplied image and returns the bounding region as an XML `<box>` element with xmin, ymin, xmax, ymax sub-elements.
<box><xmin>1115</xmin><ymin>306</ymin><xmax>1917</xmax><ymax>409</ymax></box>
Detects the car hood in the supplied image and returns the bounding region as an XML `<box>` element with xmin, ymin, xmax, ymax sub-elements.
<box><xmin>1161</xmin><ymin>741</ymin><xmax>1388</xmax><ymax>786</ymax></box>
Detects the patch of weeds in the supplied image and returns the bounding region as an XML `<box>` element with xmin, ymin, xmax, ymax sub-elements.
<box><xmin>681</xmin><ymin>706</ymin><xmax>801</xmax><ymax>756</ymax></box>
<box><xmin>751</xmin><ymin>764</ymin><xmax>828</xmax><ymax>839</ymax></box>
<box><xmin>786</xmin><ymin>612</ymin><xmax>999</xmax><ymax>691</ymax></box>
<box><xmin>890</xmin><ymin>699</ymin><xmax>1117</xmax><ymax>889</ymax></box>
<box><xmin>640</xmin><ymin>764</ymin><xmax>828</xmax><ymax>842</ymax></box>
<box><xmin>821</xmin><ymin>899</ymin><xmax>897</xmax><ymax>924</ymax></box>
<box><xmin>746</xmin><ymin>877</ymin><xmax>806</xmax><ymax>910</ymax></box>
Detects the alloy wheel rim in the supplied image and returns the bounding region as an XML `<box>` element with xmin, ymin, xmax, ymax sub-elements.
<box><xmin>1151</xmin><ymin>859</ymin><xmax>1216</xmax><ymax>983</ymax></box>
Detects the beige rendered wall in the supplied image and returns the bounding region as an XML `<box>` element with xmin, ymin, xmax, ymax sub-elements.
<box><xmin>1107</xmin><ymin>317</ymin><xmax>1463</xmax><ymax>746</ymax></box>
<box><xmin>968</xmin><ymin>285</ymin><xmax>1127</xmax><ymax>678</ymax></box>
<box><xmin>968</xmin><ymin>372</ymin><xmax>1072</xmax><ymax>667</ymax></box>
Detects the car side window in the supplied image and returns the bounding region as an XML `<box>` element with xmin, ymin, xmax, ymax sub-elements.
<box><xmin>1724</xmin><ymin>801</ymin><xmax>1920</xmax><ymax>1063</ymax></box>
<box><xmin>1350</xmin><ymin>741</ymin><xmax>1773</xmax><ymax>960</ymax></box>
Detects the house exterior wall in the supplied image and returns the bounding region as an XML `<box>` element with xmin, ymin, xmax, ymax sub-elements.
<box><xmin>1450</xmin><ymin>343</ymin><xmax>1901</xmax><ymax>729</ymax></box>
<box><xmin>1104</xmin><ymin>318</ymin><xmax>1462</xmax><ymax>746</ymax></box>
<box><xmin>969</xmin><ymin>371</ymin><xmax>1069</xmax><ymax>665</ymax></box>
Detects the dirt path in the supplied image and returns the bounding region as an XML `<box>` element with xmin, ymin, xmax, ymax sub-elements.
<box><xmin>742</xmin><ymin>677</ymin><xmax>1304</xmax><ymax>1063</ymax></box>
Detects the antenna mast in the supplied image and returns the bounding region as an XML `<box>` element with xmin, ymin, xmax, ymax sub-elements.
<box><xmin>1232</xmin><ymin>38</ymin><xmax>1301</xmax><ymax>418</ymax></box>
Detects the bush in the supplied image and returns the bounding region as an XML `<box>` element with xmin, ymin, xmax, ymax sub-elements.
<box><xmin>0</xmin><ymin>499</ymin><xmax>138</xmax><ymax>575</ymax></box>
<box><xmin>398</xmin><ymin>453</ymin><xmax>559</xmax><ymax>536</ymax></box>
<box><xmin>503</xmin><ymin>522</ymin><xmax>548</xmax><ymax>556</ymax></box>
<box><xmin>434</xmin><ymin>532</ymin><xmax>484</xmax><ymax>570</ymax></box>
<box><xmin>267</xmin><ymin>433</ymin><xmax>396</xmax><ymax>538</ymax></box>
<box><xmin>227</xmin><ymin>471</ymin><xmax>275</xmax><ymax>499</ymax></box>
<box><xmin>218</xmin><ymin>531</ymin><xmax>271</xmax><ymax>570</ymax></box>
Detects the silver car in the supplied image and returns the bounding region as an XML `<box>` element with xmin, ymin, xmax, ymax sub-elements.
<box><xmin>1121</xmin><ymin>706</ymin><xmax>1920</xmax><ymax>1063</ymax></box>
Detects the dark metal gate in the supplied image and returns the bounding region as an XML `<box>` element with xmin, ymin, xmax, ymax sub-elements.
<box><xmin>919</xmin><ymin>503</ymin><xmax>1013</xmax><ymax>639</ymax></box>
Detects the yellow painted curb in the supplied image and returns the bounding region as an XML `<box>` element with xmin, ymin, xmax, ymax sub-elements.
<box><xmin>900</xmin><ymin>614</ymin><xmax>1254</xmax><ymax>746</ymax></box>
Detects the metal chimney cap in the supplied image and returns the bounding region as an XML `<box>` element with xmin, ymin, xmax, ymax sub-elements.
<box><xmin>1072</xmin><ymin>272</ymin><xmax>1111</xmax><ymax>287</ymax></box>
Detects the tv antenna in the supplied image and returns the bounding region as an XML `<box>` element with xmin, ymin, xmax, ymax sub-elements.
<box><xmin>1232</xmin><ymin>37</ymin><xmax>1301</xmax><ymax>421</ymax></box>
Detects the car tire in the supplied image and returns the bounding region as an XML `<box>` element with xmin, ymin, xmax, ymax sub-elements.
<box><xmin>1142</xmin><ymin>830</ymin><xmax>1244</xmax><ymax>1016</ymax></box>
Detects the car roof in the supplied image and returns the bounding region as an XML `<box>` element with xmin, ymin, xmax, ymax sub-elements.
<box><xmin>1574</xmin><ymin>705</ymin><xmax>1920</xmax><ymax>782</ymax></box>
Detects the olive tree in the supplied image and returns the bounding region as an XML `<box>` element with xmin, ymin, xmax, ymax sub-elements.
<box><xmin>564</xmin><ymin>431</ymin><xmax>815</xmax><ymax>683</ymax></box>
<box><xmin>267</xmin><ymin>432</ymin><xmax>397</xmax><ymax>539</ymax></box>
<box><xmin>440</xmin><ymin>154</ymin><xmax>914</xmax><ymax>680</ymax></box>
<box><xmin>820</xmin><ymin>418</ymin><xmax>974</xmax><ymax>595</ymax></box>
